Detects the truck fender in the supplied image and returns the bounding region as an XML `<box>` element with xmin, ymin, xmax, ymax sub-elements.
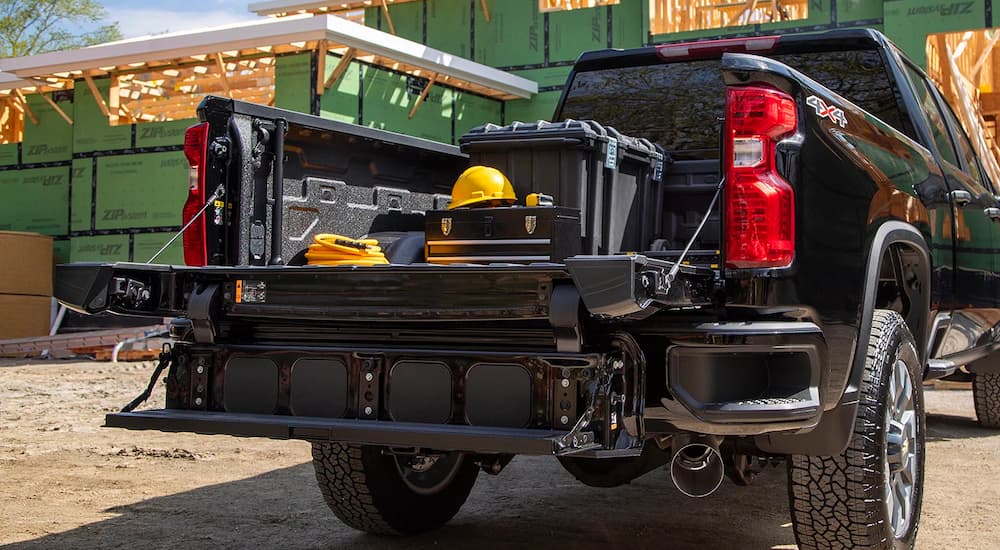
<box><xmin>757</xmin><ymin>221</ymin><xmax>930</xmax><ymax>456</ymax></box>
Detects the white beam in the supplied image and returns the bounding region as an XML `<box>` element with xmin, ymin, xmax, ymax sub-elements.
<box><xmin>321</xmin><ymin>15</ymin><xmax>537</xmax><ymax>98</ymax></box>
<box><xmin>0</xmin><ymin>14</ymin><xmax>538</xmax><ymax>100</ymax></box>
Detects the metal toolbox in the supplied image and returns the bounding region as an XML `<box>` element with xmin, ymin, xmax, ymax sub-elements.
<box><xmin>424</xmin><ymin>206</ymin><xmax>582</xmax><ymax>264</ymax></box>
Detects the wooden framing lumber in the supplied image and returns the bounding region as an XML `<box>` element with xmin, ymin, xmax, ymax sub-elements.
<box><xmin>380</xmin><ymin>0</ymin><xmax>397</xmax><ymax>35</ymax></box>
<box><xmin>83</xmin><ymin>76</ymin><xmax>111</xmax><ymax>117</ymax></box>
<box><xmin>13</xmin><ymin>89</ymin><xmax>38</xmax><ymax>125</ymax></box>
<box><xmin>39</xmin><ymin>92</ymin><xmax>72</xmax><ymax>125</ymax></box>
<box><xmin>408</xmin><ymin>73</ymin><xmax>437</xmax><ymax>119</ymax></box>
<box><xmin>215</xmin><ymin>53</ymin><xmax>232</xmax><ymax>98</ymax></box>
<box><xmin>315</xmin><ymin>39</ymin><xmax>328</xmax><ymax>96</ymax></box>
<box><xmin>324</xmin><ymin>48</ymin><xmax>356</xmax><ymax>91</ymax></box>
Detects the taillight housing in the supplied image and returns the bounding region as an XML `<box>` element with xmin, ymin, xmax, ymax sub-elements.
<box><xmin>724</xmin><ymin>85</ymin><xmax>797</xmax><ymax>269</ymax></box>
<box><xmin>182</xmin><ymin>122</ymin><xmax>210</xmax><ymax>266</ymax></box>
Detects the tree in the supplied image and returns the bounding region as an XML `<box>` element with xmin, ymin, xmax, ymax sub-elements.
<box><xmin>0</xmin><ymin>0</ymin><xmax>122</xmax><ymax>58</ymax></box>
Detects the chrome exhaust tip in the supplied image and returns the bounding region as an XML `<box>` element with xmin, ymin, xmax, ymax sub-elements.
<box><xmin>670</xmin><ymin>442</ymin><xmax>725</xmax><ymax>498</ymax></box>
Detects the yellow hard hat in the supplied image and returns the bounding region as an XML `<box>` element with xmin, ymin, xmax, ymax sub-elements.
<box><xmin>448</xmin><ymin>165</ymin><xmax>517</xmax><ymax>209</ymax></box>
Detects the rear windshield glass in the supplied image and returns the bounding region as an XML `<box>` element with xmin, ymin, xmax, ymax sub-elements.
<box><xmin>558</xmin><ymin>49</ymin><xmax>909</xmax><ymax>159</ymax></box>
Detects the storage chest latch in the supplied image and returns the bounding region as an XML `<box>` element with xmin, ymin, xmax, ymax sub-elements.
<box><xmin>604</xmin><ymin>137</ymin><xmax>618</xmax><ymax>169</ymax></box>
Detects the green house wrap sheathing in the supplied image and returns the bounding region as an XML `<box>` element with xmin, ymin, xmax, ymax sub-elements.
<box><xmin>506</xmin><ymin>90</ymin><xmax>562</xmax><ymax>123</ymax></box>
<box><xmin>73</xmin><ymin>78</ymin><xmax>131</xmax><ymax>153</ymax></box>
<box><xmin>839</xmin><ymin>0</ymin><xmax>883</xmax><ymax>23</ymax></box>
<box><xmin>475</xmin><ymin>1</ymin><xmax>543</xmax><ymax>67</ymax></box>
<box><xmin>22</xmin><ymin>93</ymin><xmax>72</xmax><ymax>164</ymax></box>
<box><xmin>362</xmin><ymin>66</ymin><xmax>453</xmax><ymax>142</ymax></box>
<box><xmin>512</xmin><ymin>66</ymin><xmax>571</xmax><ymax>89</ymax></box>
<box><xmin>886</xmin><ymin>0</ymin><xmax>987</xmax><ymax>67</ymax></box>
<box><xmin>136</xmin><ymin>118</ymin><xmax>197</xmax><ymax>148</ymax></box>
<box><xmin>426</xmin><ymin>0</ymin><xmax>471</xmax><ymax>58</ymax></box>
<box><xmin>379</xmin><ymin>0</ymin><xmax>425</xmax><ymax>42</ymax></box>
<box><xmin>548</xmin><ymin>7</ymin><xmax>610</xmax><ymax>64</ymax></box>
<box><xmin>134</xmin><ymin>232</ymin><xmax>184</xmax><ymax>265</ymax></box>
<box><xmin>612</xmin><ymin>0</ymin><xmax>646</xmax><ymax>50</ymax></box>
<box><xmin>0</xmin><ymin>166</ymin><xmax>68</xmax><ymax>235</ymax></box>
<box><xmin>70</xmin><ymin>158</ymin><xmax>93</xmax><ymax>232</ymax></box>
<box><xmin>759</xmin><ymin>0</ymin><xmax>831</xmax><ymax>32</ymax></box>
<box><xmin>275</xmin><ymin>53</ymin><xmax>313</xmax><ymax>113</ymax></box>
<box><xmin>94</xmin><ymin>151</ymin><xmax>187</xmax><ymax>230</ymax></box>
<box><xmin>53</xmin><ymin>239</ymin><xmax>69</xmax><ymax>264</ymax></box>
<box><xmin>320</xmin><ymin>53</ymin><xmax>362</xmax><ymax>123</ymax></box>
<box><xmin>0</xmin><ymin>144</ymin><xmax>18</xmax><ymax>166</ymax></box>
<box><xmin>70</xmin><ymin>234</ymin><xmax>130</xmax><ymax>263</ymax></box>
<box><xmin>454</xmin><ymin>91</ymin><xmax>502</xmax><ymax>139</ymax></box>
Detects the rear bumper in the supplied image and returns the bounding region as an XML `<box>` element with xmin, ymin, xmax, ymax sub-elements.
<box><xmin>645</xmin><ymin>321</ymin><xmax>829</xmax><ymax>436</ymax></box>
<box><xmin>106</xmin><ymin>410</ymin><xmax>590</xmax><ymax>455</ymax></box>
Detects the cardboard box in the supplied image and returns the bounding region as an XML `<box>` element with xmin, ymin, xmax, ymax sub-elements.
<box><xmin>0</xmin><ymin>231</ymin><xmax>53</xmax><ymax>296</ymax></box>
<box><xmin>0</xmin><ymin>294</ymin><xmax>51</xmax><ymax>339</ymax></box>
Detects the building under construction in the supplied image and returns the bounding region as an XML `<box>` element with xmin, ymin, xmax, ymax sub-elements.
<box><xmin>0</xmin><ymin>0</ymin><xmax>998</xmax><ymax>266</ymax></box>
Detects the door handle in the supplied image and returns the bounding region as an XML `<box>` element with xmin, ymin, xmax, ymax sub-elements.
<box><xmin>985</xmin><ymin>207</ymin><xmax>1000</xmax><ymax>221</ymax></box>
<box><xmin>949</xmin><ymin>189</ymin><xmax>973</xmax><ymax>207</ymax></box>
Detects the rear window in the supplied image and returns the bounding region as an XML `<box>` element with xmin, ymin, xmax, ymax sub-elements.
<box><xmin>558</xmin><ymin>49</ymin><xmax>910</xmax><ymax>159</ymax></box>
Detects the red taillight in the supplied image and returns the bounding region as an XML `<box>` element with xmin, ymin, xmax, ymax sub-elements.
<box><xmin>724</xmin><ymin>85</ymin><xmax>797</xmax><ymax>269</ymax></box>
<box><xmin>182</xmin><ymin>122</ymin><xmax>210</xmax><ymax>266</ymax></box>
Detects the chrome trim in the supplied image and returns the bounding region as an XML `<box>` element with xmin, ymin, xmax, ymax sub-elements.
<box><xmin>429</xmin><ymin>256</ymin><xmax>551</xmax><ymax>262</ymax></box>
<box><xmin>426</xmin><ymin>239</ymin><xmax>552</xmax><ymax>246</ymax></box>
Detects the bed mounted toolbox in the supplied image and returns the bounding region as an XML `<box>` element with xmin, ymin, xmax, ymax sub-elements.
<box><xmin>458</xmin><ymin>120</ymin><xmax>665</xmax><ymax>255</ymax></box>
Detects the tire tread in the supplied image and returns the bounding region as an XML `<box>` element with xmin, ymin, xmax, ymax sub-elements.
<box><xmin>788</xmin><ymin>310</ymin><xmax>922</xmax><ymax>550</ymax></box>
<box><xmin>973</xmin><ymin>372</ymin><xmax>1000</xmax><ymax>429</ymax></box>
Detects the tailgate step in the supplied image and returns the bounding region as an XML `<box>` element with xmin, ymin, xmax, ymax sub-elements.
<box><xmin>106</xmin><ymin>409</ymin><xmax>598</xmax><ymax>456</ymax></box>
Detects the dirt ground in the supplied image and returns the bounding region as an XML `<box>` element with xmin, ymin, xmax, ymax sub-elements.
<box><xmin>1</xmin><ymin>359</ymin><xmax>997</xmax><ymax>550</ymax></box>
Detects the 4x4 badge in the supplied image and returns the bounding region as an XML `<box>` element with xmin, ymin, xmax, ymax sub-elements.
<box><xmin>806</xmin><ymin>95</ymin><xmax>847</xmax><ymax>128</ymax></box>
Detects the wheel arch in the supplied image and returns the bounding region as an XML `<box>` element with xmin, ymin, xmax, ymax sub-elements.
<box><xmin>757</xmin><ymin>220</ymin><xmax>931</xmax><ymax>456</ymax></box>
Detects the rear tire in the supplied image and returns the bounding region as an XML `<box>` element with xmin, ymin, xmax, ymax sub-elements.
<box><xmin>973</xmin><ymin>372</ymin><xmax>1000</xmax><ymax>429</ymax></box>
<box><xmin>311</xmin><ymin>442</ymin><xmax>479</xmax><ymax>535</ymax></box>
<box><xmin>788</xmin><ymin>310</ymin><xmax>924</xmax><ymax>549</ymax></box>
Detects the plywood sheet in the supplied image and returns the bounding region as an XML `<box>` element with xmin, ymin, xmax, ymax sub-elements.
<box><xmin>759</xmin><ymin>0</ymin><xmax>829</xmax><ymax>31</ymax></box>
<box><xmin>427</xmin><ymin>0</ymin><xmax>472</xmax><ymax>58</ymax></box>
<box><xmin>22</xmin><ymin>93</ymin><xmax>73</xmax><ymax>164</ymax></box>
<box><xmin>70</xmin><ymin>158</ymin><xmax>93</xmax><ymax>232</ymax></box>
<box><xmin>320</xmin><ymin>53</ymin><xmax>362</xmax><ymax>123</ymax></box>
<box><xmin>136</xmin><ymin>118</ymin><xmax>197</xmax><ymax>148</ymax></box>
<box><xmin>0</xmin><ymin>166</ymin><xmax>69</xmax><ymax>235</ymax></box>
<box><xmin>275</xmin><ymin>53</ymin><xmax>313</xmax><ymax>113</ymax></box>
<box><xmin>838</xmin><ymin>0</ymin><xmax>883</xmax><ymax>22</ymax></box>
<box><xmin>385</xmin><ymin>0</ymin><xmax>425</xmax><ymax>42</ymax></box>
<box><xmin>885</xmin><ymin>0</ymin><xmax>986</xmax><ymax>67</ymax></box>
<box><xmin>0</xmin><ymin>144</ymin><xmax>19</xmax><ymax>166</ymax></box>
<box><xmin>454</xmin><ymin>91</ymin><xmax>502</xmax><ymax>142</ymax></box>
<box><xmin>73</xmin><ymin>77</ymin><xmax>131</xmax><ymax>153</ymax></box>
<box><xmin>70</xmin><ymin>234</ymin><xmax>130</xmax><ymax>262</ymax></box>
<box><xmin>549</xmin><ymin>6</ymin><xmax>609</xmax><ymax>63</ymax></box>
<box><xmin>505</xmin><ymin>90</ymin><xmax>562</xmax><ymax>123</ymax></box>
<box><xmin>475</xmin><ymin>1</ymin><xmax>544</xmax><ymax>67</ymax></box>
<box><xmin>612</xmin><ymin>0</ymin><xmax>646</xmax><ymax>50</ymax></box>
<box><xmin>362</xmin><ymin>66</ymin><xmax>453</xmax><ymax>143</ymax></box>
<box><xmin>94</xmin><ymin>151</ymin><xmax>187</xmax><ymax>230</ymax></box>
<box><xmin>511</xmin><ymin>66</ymin><xmax>572</xmax><ymax>89</ymax></box>
<box><xmin>134</xmin><ymin>232</ymin><xmax>184</xmax><ymax>265</ymax></box>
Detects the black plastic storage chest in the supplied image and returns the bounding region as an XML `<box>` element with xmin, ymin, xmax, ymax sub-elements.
<box><xmin>459</xmin><ymin>120</ymin><xmax>664</xmax><ymax>255</ymax></box>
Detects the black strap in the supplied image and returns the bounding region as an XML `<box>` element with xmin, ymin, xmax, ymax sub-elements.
<box><xmin>120</xmin><ymin>345</ymin><xmax>172</xmax><ymax>413</ymax></box>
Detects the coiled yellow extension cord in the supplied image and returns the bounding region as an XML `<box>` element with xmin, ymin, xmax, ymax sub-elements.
<box><xmin>305</xmin><ymin>233</ymin><xmax>389</xmax><ymax>266</ymax></box>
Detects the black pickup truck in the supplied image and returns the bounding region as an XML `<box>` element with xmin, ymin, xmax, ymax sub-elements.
<box><xmin>56</xmin><ymin>28</ymin><xmax>1000</xmax><ymax>548</ymax></box>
